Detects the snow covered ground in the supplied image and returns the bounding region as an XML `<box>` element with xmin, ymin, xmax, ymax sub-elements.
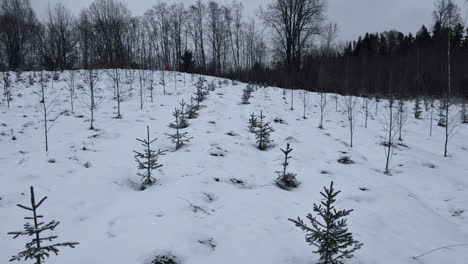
<box><xmin>1</xmin><ymin>70</ymin><xmax>467</xmax><ymax>264</ymax></box>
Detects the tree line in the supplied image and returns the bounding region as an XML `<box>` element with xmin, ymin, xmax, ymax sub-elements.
<box><xmin>0</xmin><ymin>0</ymin><xmax>266</xmax><ymax>74</ymax></box>
<box><xmin>241</xmin><ymin>21</ymin><xmax>468</xmax><ymax>99</ymax></box>
<box><xmin>1</xmin><ymin>0</ymin><xmax>467</xmax><ymax>99</ymax></box>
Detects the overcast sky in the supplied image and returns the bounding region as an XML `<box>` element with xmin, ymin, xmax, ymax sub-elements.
<box><xmin>31</xmin><ymin>0</ymin><xmax>468</xmax><ymax>42</ymax></box>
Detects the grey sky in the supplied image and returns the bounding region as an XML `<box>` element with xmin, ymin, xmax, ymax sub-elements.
<box><xmin>31</xmin><ymin>0</ymin><xmax>468</xmax><ymax>42</ymax></box>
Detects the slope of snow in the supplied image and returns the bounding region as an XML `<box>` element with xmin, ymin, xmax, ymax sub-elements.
<box><xmin>1</xmin><ymin>70</ymin><xmax>467</xmax><ymax>264</ymax></box>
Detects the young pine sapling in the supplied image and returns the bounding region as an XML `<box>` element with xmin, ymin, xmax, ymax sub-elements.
<box><xmin>241</xmin><ymin>86</ymin><xmax>251</xmax><ymax>104</ymax></box>
<box><xmin>208</xmin><ymin>81</ymin><xmax>216</xmax><ymax>91</ymax></box>
<box><xmin>170</xmin><ymin>100</ymin><xmax>189</xmax><ymax>129</ymax></box>
<box><xmin>134</xmin><ymin>126</ymin><xmax>166</xmax><ymax>187</ymax></box>
<box><xmin>276</xmin><ymin>143</ymin><xmax>299</xmax><ymax>190</ymax></box>
<box><xmin>166</xmin><ymin>108</ymin><xmax>193</xmax><ymax>150</ymax></box>
<box><xmin>194</xmin><ymin>77</ymin><xmax>207</xmax><ymax>108</ymax></box>
<box><xmin>254</xmin><ymin>110</ymin><xmax>274</xmax><ymax>150</ymax></box>
<box><xmin>8</xmin><ymin>186</ymin><xmax>79</xmax><ymax>264</ymax></box>
<box><xmin>186</xmin><ymin>96</ymin><xmax>199</xmax><ymax>119</ymax></box>
<box><xmin>248</xmin><ymin>112</ymin><xmax>258</xmax><ymax>133</ymax></box>
<box><xmin>289</xmin><ymin>181</ymin><xmax>363</xmax><ymax>264</ymax></box>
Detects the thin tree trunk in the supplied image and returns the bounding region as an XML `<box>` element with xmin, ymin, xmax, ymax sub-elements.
<box><xmin>430</xmin><ymin>101</ymin><xmax>434</xmax><ymax>136</ymax></box>
<box><xmin>290</xmin><ymin>89</ymin><xmax>294</xmax><ymax>110</ymax></box>
<box><xmin>41</xmin><ymin>72</ymin><xmax>48</xmax><ymax>152</ymax></box>
<box><xmin>90</xmin><ymin>70</ymin><xmax>95</xmax><ymax>130</ymax></box>
<box><xmin>303</xmin><ymin>90</ymin><xmax>307</xmax><ymax>119</ymax></box>
<box><xmin>146</xmin><ymin>126</ymin><xmax>151</xmax><ymax>180</ymax></box>
<box><xmin>444</xmin><ymin>23</ymin><xmax>451</xmax><ymax>157</ymax></box>
<box><xmin>385</xmin><ymin>100</ymin><xmax>394</xmax><ymax>174</ymax></box>
<box><xmin>364</xmin><ymin>99</ymin><xmax>369</xmax><ymax>128</ymax></box>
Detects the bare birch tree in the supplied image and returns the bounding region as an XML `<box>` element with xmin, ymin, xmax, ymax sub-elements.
<box><xmin>302</xmin><ymin>89</ymin><xmax>309</xmax><ymax>119</ymax></box>
<box><xmin>433</xmin><ymin>0</ymin><xmax>462</xmax><ymax>156</ymax></box>
<box><xmin>66</xmin><ymin>70</ymin><xmax>76</xmax><ymax>113</ymax></box>
<box><xmin>37</xmin><ymin>71</ymin><xmax>62</xmax><ymax>152</ymax></box>
<box><xmin>83</xmin><ymin>69</ymin><xmax>100</xmax><ymax>130</ymax></box>
<box><xmin>382</xmin><ymin>97</ymin><xmax>399</xmax><ymax>174</ymax></box>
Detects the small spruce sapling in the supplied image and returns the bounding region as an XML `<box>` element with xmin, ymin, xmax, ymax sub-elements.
<box><xmin>254</xmin><ymin>110</ymin><xmax>274</xmax><ymax>150</ymax></box>
<box><xmin>241</xmin><ymin>86</ymin><xmax>251</xmax><ymax>104</ymax></box>
<box><xmin>171</xmin><ymin>100</ymin><xmax>189</xmax><ymax>129</ymax></box>
<box><xmin>289</xmin><ymin>182</ymin><xmax>362</xmax><ymax>264</ymax></box>
<box><xmin>28</xmin><ymin>73</ymin><xmax>34</xmax><ymax>86</ymax></box>
<box><xmin>276</xmin><ymin>143</ymin><xmax>299</xmax><ymax>190</ymax></box>
<box><xmin>248</xmin><ymin>112</ymin><xmax>258</xmax><ymax>133</ymax></box>
<box><xmin>166</xmin><ymin>108</ymin><xmax>193</xmax><ymax>150</ymax></box>
<box><xmin>208</xmin><ymin>81</ymin><xmax>216</xmax><ymax>91</ymax></box>
<box><xmin>187</xmin><ymin>96</ymin><xmax>199</xmax><ymax>119</ymax></box>
<box><xmin>194</xmin><ymin>78</ymin><xmax>207</xmax><ymax>109</ymax></box>
<box><xmin>8</xmin><ymin>186</ymin><xmax>78</xmax><ymax>264</ymax></box>
<box><xmin>134</xmin><ymin>126</ymin><xmax>166</xmax><ymax>187</ymax></box>
<box><xmin>461</xmin><ymin>100</ymin><xmax>468</xmax><ymax>124</ymax></box>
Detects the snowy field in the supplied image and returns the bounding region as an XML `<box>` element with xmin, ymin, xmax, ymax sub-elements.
<box><xmin>1</xmin><ymin>70</ymin><xmax>467</xmax><ymax>264</ymax></box>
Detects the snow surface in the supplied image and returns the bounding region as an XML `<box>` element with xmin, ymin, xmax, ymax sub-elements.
<box><xmin>1</xmin><ymin>70</ymin><xmax>468</xmax><ymax>264</ymax></box>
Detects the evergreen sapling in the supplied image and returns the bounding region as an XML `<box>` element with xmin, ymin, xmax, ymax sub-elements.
<box><xmin>248</xmin><ymin>112</ymin><xmax>258</xmax><ymax>133</ymax></box>
<box><xmin>241</xmin><ymin>87</ymin><xmax>251</xmax><ymax>104</ymax></box>
<box><xmin>254</xmin><ymin>110</ymin><xmax>274</xmax><ymax>150</ymax></box>
<box><xmin>208</xmin><ymin>81</ymin><xmax>216</xmax><ymax>91</ymax></box>
<box><xmin>171</xmin><ymin>100</ymin><xmax>189</xmax><ymax>129</ymax></box>
<box><xmin>289</xmin><ymin>181</ymin><xmax>363</xmax><ymax>264</ymax></box>
<box><xmin>187</xmin><ymin>96</ymin><xmax>199</xmax><ymax>119</ymax></box>
<box><xmin>134</xmin><ymin>126</ymin><xmax>166</xmax><ymax>187</ymax></box>
<box><xmin>276</xmin><ymin>143</ymin><xmax>299</xmax><ymax>190</ymax></box>
<box><xmin>7</xmin><ymin>186</ymin><xmax>79</xmax><ymax>264</ymax></box>
<box><xmin>166</xmin><ymin>108</ymin><xmax>193</xmax><ymax>150</ymax></box>
<box><xmin>194</xmin><ymin>78</ymin><xmax>207</xmax><ymax>109</ymax></box>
